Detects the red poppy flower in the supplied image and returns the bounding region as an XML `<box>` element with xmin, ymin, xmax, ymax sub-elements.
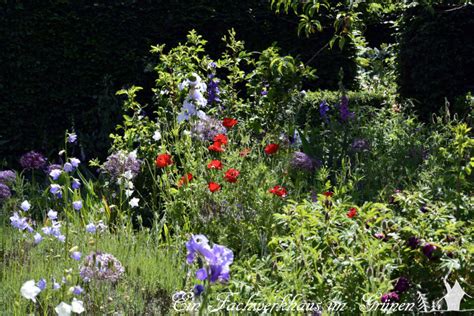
<box><xmin>155</xmin><ymin>153</ymin><xmax>173</xmax><ymax>168</ymax></box>
<box><xmin>264</xmin><ymin>143</ymin><xmax>279</xmax><ymax>155</ymax></box>
<box><xmin>222</xmin><ymin>118</ymin><xmax>238</xmax><ymax>129</ymax></box>
<box><xmin>208</xmin><ymin>142</ymin><xmax>224</xmax><ymax>152</ymax></box>
<box><xmin>347</xmin><ymin>207</ymin><xmax>357</xmax><ymax>218</ymax></box>
<box><xmin>323</xmin><ymin>191</ymin><xmax>334</xmax><ymax>198</ymax></box>
<box><xmin>269</xmin><ymin>185</ymin><xmax>287</xmax><ymax>198</ymax></box>
<box><xmin>213</xmin><ymin>134</ymin><xmax>228</xmax><ymax>145</ymax></box>
<box><xmin>207</xmin><ymin>160</ymin><xmax>223</xmax><ymax>170</ymax></box>
<box><xmin>224</xmin><ymin>168</ymin><xmax>240</xmax><ymax>183</ymax></box>
<box><xmin>177</xmin><ymin>173</ymin><xmax>193</xmax><ymax>187</ymax></box>
<box><xmin>208</xmin><ymin>182</ymin><xmax>221</xmax><ymax>192</ymax></box>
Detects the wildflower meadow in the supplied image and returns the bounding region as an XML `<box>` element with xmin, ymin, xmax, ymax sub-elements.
<box><xmin>1</xmin><ymin>1</ymin><xmax>473</xmax><ymax>315</ymax></box>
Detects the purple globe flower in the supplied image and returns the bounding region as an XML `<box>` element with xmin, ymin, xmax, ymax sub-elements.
<box><xmin>394</xmin><ymin>277</ymin><xmax>410</xmax><ymax>293</ymax></box>
<box><xmin>20</xmin><ymin>151</ymin><xmax>47</xmax><ymax>170</ymax></box>
<box><xmin>0</xmin><ymin>183</ymin><xmax>11</xmax><ymax>200</ymax></box>
<box><xmin>407</xmin><ymin>236</ymin><xmax>420</xmax><ymax>249</ymax></box>
<box><xmin>422</xmin><ymin>243</ymin><xmax>437</xmax><ymax>259</ymax></box>
<box><xmin>0</xmin><ymin>170</ymin><xmax>16</xmax><ymax>185</ymax></box>
<box><xmin>290</xmin><ymin>151</ymin><xmax>314</xmax><ymax>172</ymax></box>
<box><xmin>381</xmin><ymin>292</ymin><xmax>399</xmax><ymax>303</ymax></box>
<box><xmin>80</xmin><ymin>252</ymin><xmax>125</xmax><ymax>282</ymax></box>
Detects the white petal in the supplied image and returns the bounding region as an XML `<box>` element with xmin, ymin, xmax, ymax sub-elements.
<box><xmin>55</xmin><ymin>302</ymin><xmax>72</xmax><ymax>316</ymax></box>
<box><xmin>20</xmin><ymin>280</ymin><xmax>41</xmax><ymax>302</ymax></box>
<box><xmin>71</xmin><ymin>298</ymin><xmax>85</xmax><ymax>314</ymax></box>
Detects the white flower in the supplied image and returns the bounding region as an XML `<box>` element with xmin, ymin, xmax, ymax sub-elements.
<box><xmin>153</xmin><ymin>130</ymin><xmax>161</xmax><ymax>141</ymax></box>
<box><xmin>129</xmin><ymin>197</ymin><xmax>140</xmax><ymax>208</ymax></box>
<box><xmin>20</xmin><ymin>280</ymin><xmax>41</xmax><ymax>302</ymax></box>
<box><xmin>21</xmin><ymin>200</ymin><xmax>31</xmax><ymax>211</ymax></box>
<box><xmin>123</xmin><ymin>171</ymin><xmax>134</xmax><ymax>181</ymax></box>
<box><xmin>71</xmin><ymin>298</ymin><xmax>85</xmax><ymax>314</ymax></box>
<box><xmin>55</xmin><ymin>302</ymin><xmax>72</xmax><ymax>316</ymax></box>
<box><xmin>125</xmin><ymin>189</ymin><xmax>134</xmax><ymax>198</ymax></box>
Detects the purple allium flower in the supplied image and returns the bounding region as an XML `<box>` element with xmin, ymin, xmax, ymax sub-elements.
<box><xmin>381</xmin><ymin>292</ymin><xmax>399</xmax><ymax>303</ymax></box>
<box><xmin>394</xmin><ymin>277</ymin><xmax>410</xmax><ymax>293</ymax></box>
<box><xmin>68</xmin><ymin>133</ymin><xmax>77</xmax><ymax>143</ymax></box>
<box><xmin>70</xmin><ymin>158</ymin><xmax>80</xmax><ymax>168</ymax></box>
<box><xmin>72</xmin><ymin>201</ymin><xmax>83</xmax><ymax>211</ymax></box>
<box><xmin>71</xmin><ymin>251</ymin><xmax>82</xmax><ymax>261</ymax></box>
<box><xmin>71</xmin><ymin>286</ymin><xmax>83</xmax><ymax>295</ymax></box>
<box><xmin>407</xmin><ymin>236</ymin><xmax>420</xmax><ymax>249</ymax></box>
<box><xmin>207</xmin><ymin>78</ymin><xmax>221</xmax><ymax>104</ymax></box>
<box><xmin>71</xmin><ymin>178</ymin><xmax>81</xmax><ymax>190</ymax></box>
<box><xmin>190</xmin><ymin>115</ymin><xmax>227</xmax><ymax>142</ymax></box>
<box><xmin>290</xmin><ymin>151</ymin><xmax>314</xmax><ymax>172</ymax></box>
<box><xmin>319</xmin><ymin>101</ymin><xmax>329</xmax><ymax>122</ymax></box>
<box><xmin>49</xmin><ymin>169</ymin><xmax>62</xmax><ymax>180</ymax></box>
<box><xmin>34</xmin><ymin>233</ymin><xmax>43</xmax><ymax>244</ymax></box>
<box><xmin>193</xmin><ymin>284</ymin><xmax>204</xmax><ymax>296</ymax></box>
<box><xmin>37</xmin><ymin>278</ymin><xmax>46</xmax><ymax>291</ymax></box>
<box><xmin>339</xmin><ymin>95</ymin><xmax>354</xmax><ymax>121</ymax></box>
<box><xmin>0</xmin><ymin>183</ymin><xmax>12</xmax><ymax>200</ymax></box>
<box><xmin>47</xmin><ymin>210</ymin><xmax>58</xmax><ymax>220</ymax></box>
<box><xmin>20</xmin><ymin>151</ymin><xmax>47</xmax><ymax>170</ymax></box>
<box><xmin>0</xmin><ymin>170</ymin><xmax>16</xmax><ymax>184</ymax></box>
<box><xmin>103</xmin><ymin>150</ymin><xmax>141</xmax><ymax>181</ymax></box>
<box><xmin>86</xmin><ymin>223</ymin><xmax>96</xmax><ymax>233</ymax></box>
<box><xmin>422</xmin><ymin>243</ymin><xmax>437</xmax><ymax>259</ymax></box>
<box><xmin>351</xmin><ymin>138</ymin><xmax>370</xmax><ymax>152</ymax></box>
<box><xmin>79</xmin><ymin>252</ymin><xmax>125</xmax><ymax>282</ymax></box>
<box><xmin>63</xmin><ymin>162</ymin><xmax>74</xmax><ymax>173</ymax></box>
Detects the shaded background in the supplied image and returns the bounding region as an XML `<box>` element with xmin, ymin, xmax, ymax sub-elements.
<box><xmin>0</xmin><ymin>0</ymin><xmax>472</xmax><ymax>166</ymax></box>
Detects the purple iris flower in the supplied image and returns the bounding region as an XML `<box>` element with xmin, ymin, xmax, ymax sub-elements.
<box><xmin>37</xmin><ymin>278</ymin><xmax>47</xmax><ymax>291</ymax></box>
<box><xmin>49</xmin><ymin>169</ymin><xmax>62</xmax><ymax>180</ymax></box>
<box><xmin>64</xmin><ymin>162</ymin><xmax>74</xmax><ymax>173</ymax></box>
<box><xmin>73</xmin><ymin>201</ymin><xmax>83</xmax><ymax>211</ymax></box>
<box><xmin>186</xmin><ymin>235</ymin><xmax>212</xmax><ymax>264</ymax></box>
<box><xmin>72</xmin><ymin>178</ymin><xmax>81</xmax><ymax>190</ymax></box>
<box><xmin>193</xmin><ymin>284</ymin><xmax>205</xmax><ymax>296</ymax></box>
<box><xmin>71</xmin><ymin>251</ymin><xmax>82</xmax><ymax>261</ymax></box>
<box><xmin>34</xmin><ymin>233</ymin><xmax>43</xmax><ymax>244</ymax></box>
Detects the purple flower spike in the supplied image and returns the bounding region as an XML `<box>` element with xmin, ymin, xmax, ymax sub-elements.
<box><xmin>319</xmin><ymin>100</ymin><xmax>329</xmax><ymax>122</ymax></box>
<box><xmin>339</xmin><ymin>95</ymin><xmax>354</xmax><ymax>121</ymax></box>
<box><xmin>0</xmin><ymin>183</ymin><xmax>12</xmax><ymax>200</ymax></box>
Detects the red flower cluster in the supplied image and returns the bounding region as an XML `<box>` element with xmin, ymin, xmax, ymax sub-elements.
<box><xmin>347</xmin><ymin>207</ymin><xmax>357</xmax><ymax>218</ymax></box>
<box><xmin>208</xmin><ymin>182</ymin><xmax>221</xmax><ymax>192</ymax></box>
<box><xmin>155</xmin><ymin>154</ymin><xmax>173</xmax><ymax>168</ymax></box>
<box><xmin>213</xmin><ymin>134</ymin><xmax>227</xmax><ymax>145</ymax></box>
<box><xmin>323</xmin><ymin>191</ymin><xmax>334</xmax><ymax>198</ymax></box>
<box><xmin>208</xmin><ymin>134</ymin><xmax>228</xmax><ymax>152</ymax></box>
<box><xmin>269</xmin><ymin>185</ymin><xmax>287</xmax><ymax>198</ymax></box>
<box><xmin>222</xmin><ymin>118</ymin><xmax>238</xmax><ymax>129</ymax></box>
<box><xmin>207</xmin><ymin>160</ymin><xmax>223</xmax><ymax>170</ymax></box>
<box><xmin>224</xmin><ymin>168</ymin><xmax>240</xmax><ymax>183</ymax></box>
<box><xmin>264</xmin><ymin>143</ymin><xmax>279</xmax><ymax>155</ymax></box>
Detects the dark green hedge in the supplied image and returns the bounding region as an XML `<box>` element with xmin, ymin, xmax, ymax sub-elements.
<box><xmin>297</xmin><ymin>90</ymin><xmax>388</xmax><ymax>127</ymax></box>
<box><xmin>0</xmin><ymin>0</ymin><xmax>357</xmax><ymax>166</ymax></box>
<box><xmin>398</xmin><ymin>4</ymin><xmax>474</xmax><ymax>119</ymax></box>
